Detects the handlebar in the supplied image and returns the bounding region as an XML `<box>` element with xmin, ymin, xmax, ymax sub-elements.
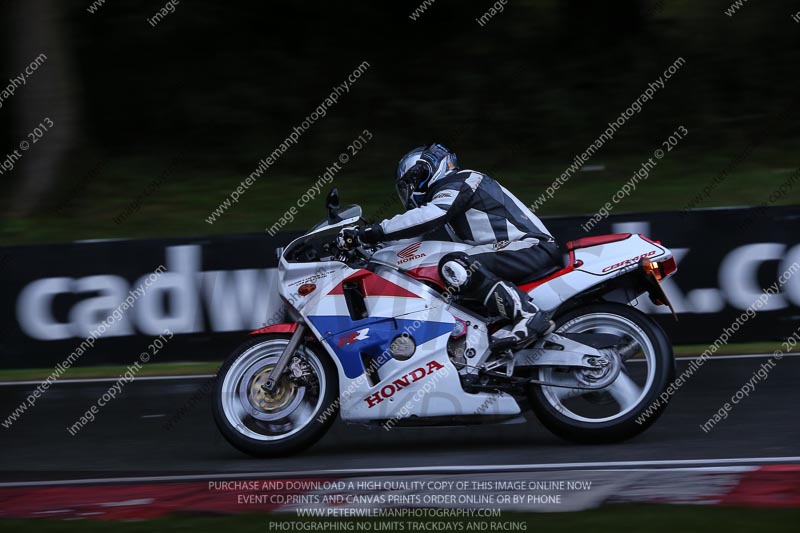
<box><xmin>325</xmin><ymin>233</ymin><xmax>372</xmax><ymax>264</ymax></box>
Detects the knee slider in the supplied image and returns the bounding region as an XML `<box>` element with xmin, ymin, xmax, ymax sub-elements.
<box><xmin>438</xmin><ymin>252</ymin><xmax>496</xmax><ymax>298</ymax></box>
<box><xmin>440</xmin><ymin>258</ymin><xmax>470</xmax><ymax>288</ymax></box>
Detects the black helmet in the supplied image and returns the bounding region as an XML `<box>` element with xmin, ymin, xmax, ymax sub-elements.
<box><xmin>395</xmin><ymin>143</ymin><xmax>458</xmax><ymax>209</ymax></box>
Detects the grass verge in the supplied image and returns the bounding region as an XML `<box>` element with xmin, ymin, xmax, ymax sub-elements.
<box><xmin>1</xmin><ymin>148</ymin><xmax>798</xmax><ymax>246</ymax></box>
<box><xmin>0</xmin><ymin>342</ymin><xmax>783</xmax><ymax>382</ymax></box>
<box><xmin>0</xmin><ymin>361</ymin><xmax>220</xmax><ymax>382</ymax></box>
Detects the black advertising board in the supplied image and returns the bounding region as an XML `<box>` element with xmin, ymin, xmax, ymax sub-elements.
<box><xmin>1</xmin><ymin>206</ymin><xmax>798</xmax><ymax>368</ymax></box>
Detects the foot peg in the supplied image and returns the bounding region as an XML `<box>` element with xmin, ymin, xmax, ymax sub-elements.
<box><xmin>517</xmin><ymin>313</ymin><xmax>555</xmax><ymax>340</ymax></box>
<box><xmin>490</xmin><ymin>336</ymin><xmax>518</xmax><ymax>353</ymax></box>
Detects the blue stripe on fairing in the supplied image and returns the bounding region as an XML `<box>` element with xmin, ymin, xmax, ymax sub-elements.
<box><xmin>307</xmin><ymin>315</ymin><xmax>454</xmax><ymax>379</ymax></box>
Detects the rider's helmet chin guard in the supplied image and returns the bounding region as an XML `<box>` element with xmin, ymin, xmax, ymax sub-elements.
<box><xmin>395</xmin><ymin>143</ymin><xmax>458</xmax><ymax>210</ymax></box>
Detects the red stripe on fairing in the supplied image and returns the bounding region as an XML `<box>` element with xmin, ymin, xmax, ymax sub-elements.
<box><xmin>328</xmin><ymin>270</ymin><xmax>421</xmax><ymax>298</ymax></box>
<box><xmin>566</xmin><ymin>233</ymin><xmax>632</xmax><ymax>251</ymax></box>
<box><xmin>406</xmin><ymin>266</ymin><xmax>446</xmax><ymax>290</ymax></box>
<box><xmin>249</xmin><ymin>323</ymin><xmax>298</xmax><ymax>335</ymax></box>
<box><xmin>0</xmin><ymin>478</ymin><xmax>335</xmax><ymax>520</ymax></box>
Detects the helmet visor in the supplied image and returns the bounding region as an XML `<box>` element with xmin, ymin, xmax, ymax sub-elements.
<box><xmin>396</xmin><ymin>178</ymin><xmax>413</xmax><ymax>209</ymax></box>
<box><xmin>396</xmin><ymin>161</ymin><xmax>431</xmax><ymax>209</ymax></box>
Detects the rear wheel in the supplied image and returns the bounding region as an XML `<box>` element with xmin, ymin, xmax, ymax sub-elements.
<box><xmin>528</xmin><ymin>303</ymin><xmax>675</xmax><ymax>443</ymax></box>
<box><xmin>212</xmin><ymin>334</ymin><xmax>339</xmax><ymax>457</ymax></box>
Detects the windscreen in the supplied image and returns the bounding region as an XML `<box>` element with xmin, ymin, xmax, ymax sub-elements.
<box><xmin>307</xmin><ymin>204</ymin><xmax>362</xmax><ymax>232</ymax></box>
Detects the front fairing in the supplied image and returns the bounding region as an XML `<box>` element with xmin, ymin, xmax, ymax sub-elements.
<box><xmin>277</xmin><ymin>207</ymin><xmax>364</xmax><ymax>310</ymax></box>
<box><xmin>280</xmin><ymin>205</ymin><xmax>363</xmax><ymax>267</ymax></box>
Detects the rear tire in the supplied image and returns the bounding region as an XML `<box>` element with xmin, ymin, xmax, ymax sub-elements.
<box><xmin>212</xmin><ymin>334</ymin><xmax>339</xmax><ymax>457</ymax></box>
<box><xmin>528</xmin><ymin>303</ymin><xmax>675</xmax><ymax>443</ymax></box>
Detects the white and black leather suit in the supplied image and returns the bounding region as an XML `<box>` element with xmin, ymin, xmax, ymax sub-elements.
<box><xmin>361</xmin><ymin>168</ymin><xmax>562</xmax><ymax>318</ymax></box>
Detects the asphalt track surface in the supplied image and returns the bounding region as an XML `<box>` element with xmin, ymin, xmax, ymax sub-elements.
<box><xmin>1</xmin><ymin>354</ymin><xmax>798</xmax><ymax>485</ymax></box>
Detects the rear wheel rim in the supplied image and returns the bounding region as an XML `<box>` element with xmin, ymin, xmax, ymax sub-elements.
<box><xmin>221</xmin><ymin>339</ymin><xmax>326</xmax><ymax>441</ymax></box>
<box><xmin>539</xmin><ymin>312</ymin><xmax>656</xmax><ymax>423</ymax></box>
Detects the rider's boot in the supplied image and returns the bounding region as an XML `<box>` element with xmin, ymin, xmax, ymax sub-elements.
<box><xmin>485</xmin><ymin>281</ymin><xmax>555</xmax><ymax>346</ymax></box>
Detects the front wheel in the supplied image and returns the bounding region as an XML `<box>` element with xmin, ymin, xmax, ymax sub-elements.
<box><xmin>212</xmin><ymin>334</ymin><xmax>339</xmax><ymax>457</ymax></box>
<box><xmin>528</xmin><ymin>303</ymin><xmax>675</xmax><ymax>443</ymax></box>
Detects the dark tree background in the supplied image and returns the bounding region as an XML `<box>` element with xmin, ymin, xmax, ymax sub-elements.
<box><xmin>1</xmin><ymin>0</ymin><xmax>798</xmax><ymax>241</ymax></box>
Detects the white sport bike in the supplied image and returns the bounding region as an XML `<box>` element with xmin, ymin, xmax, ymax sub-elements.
<box><xmin>213</xmin><ymin>190</ymin><xmax>678</xmax><ymax>456</ymax></box>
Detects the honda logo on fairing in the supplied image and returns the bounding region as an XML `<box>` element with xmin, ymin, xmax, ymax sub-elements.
<box><xmin>364</xmin><ymin>360</ymin><xmax>445</xmax><ymax>408</ymax></box>
<box><xmin>397</xmin><ymin>242</ymin><xmax>426</xmax><ymax>264</ymax></box>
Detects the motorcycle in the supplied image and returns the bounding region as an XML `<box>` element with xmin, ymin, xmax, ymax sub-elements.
<box><xmin>213</xmin><ymin>189</ymin><xmax>678</xmax><ymax>456</ymax></box>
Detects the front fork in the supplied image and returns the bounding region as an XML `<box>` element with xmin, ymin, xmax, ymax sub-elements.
<box><xmin>263</xmin><ymin>322</ymin><xmax>307</xmax><ymax>392</ymax></box>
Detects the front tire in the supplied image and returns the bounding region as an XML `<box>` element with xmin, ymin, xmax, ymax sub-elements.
<box><xmin>212</xmin><ymin>334</ymin><xmax>339</xmax><ymax>457</ymax></box>
<box><xmin>528</xmin><ymin>303</ymin><xmax>675</xmax><ymax>443</ymax></box>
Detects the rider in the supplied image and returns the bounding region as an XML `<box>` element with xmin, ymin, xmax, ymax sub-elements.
<box><xmin>338</xmin><ymin>143</ymin><xmax>562</xmax><ymax>344</ymax></box>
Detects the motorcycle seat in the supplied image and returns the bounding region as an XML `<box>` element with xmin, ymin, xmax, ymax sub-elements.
<box><xmin>517</xmin><ymin>234</ymin><xmax>633</xmax><ymax>291</ymax></box>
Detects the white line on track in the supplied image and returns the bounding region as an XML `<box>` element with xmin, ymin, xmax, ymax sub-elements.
<box><xmin>627</xmin><ymin>353</ymin><xmax>800</xmax><ymax>363</ymax></box>
<box><xmin>1</xmin><ymin>353</ymin><xmax>796</xmax><ymax>387</ymax></box>
<box><xmin>672</xmin><ymin>353</ymin><xmax>794</xmax><ymax>361</ymax></box>
<box><xmin>1</xmin><ymin>456</ymin><xmax>799</xmax><ymax>488</ymax></box>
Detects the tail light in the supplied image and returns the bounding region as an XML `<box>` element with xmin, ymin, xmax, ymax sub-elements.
<box><xmin>659</xmin><ymin>257</ymin><xmax>677</xmax><ymax>277</ymax></box>
<box><xmin>641</xmin><ymin>256</ymin><xmax>677</xmax><ymax>281</ymax></box>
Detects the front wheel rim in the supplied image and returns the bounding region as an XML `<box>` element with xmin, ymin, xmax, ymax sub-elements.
<box><xmin>221</xmin><ymin>339</ymin><xmax>326</xmax><ymax>441</ymax></box>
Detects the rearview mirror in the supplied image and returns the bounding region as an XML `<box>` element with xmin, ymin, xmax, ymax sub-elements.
<box><xmin>326</xmin><ymin>188</ymin><xmax>341</xmax><ymax>221</ymax></box>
